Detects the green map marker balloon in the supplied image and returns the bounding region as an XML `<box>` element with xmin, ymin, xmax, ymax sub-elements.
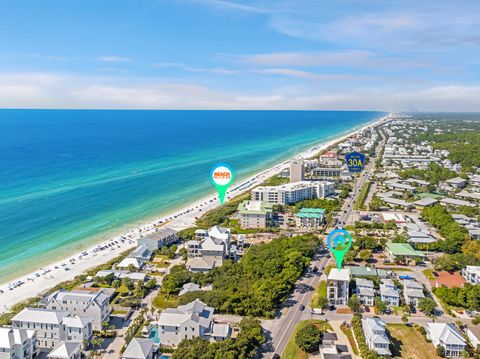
<box><xmin>211</xmin><ymin>164</ymin><xmax>234</xmax><ymax>205</ymax></box>
<box><xmin>327</xmin><ymin>229</ymin><xmax>352</xmax><ymax>270</ymax></box>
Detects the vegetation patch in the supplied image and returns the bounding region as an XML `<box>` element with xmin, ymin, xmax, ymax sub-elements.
<box><xmin>387</xmin><ymin>324</ymin><xmax>441</xmax><ymax>359</ymax></box>
<box><xmin>282</xmin><ymin>320</ymin><xmax>332</xmax><ymax>359</ymax></box>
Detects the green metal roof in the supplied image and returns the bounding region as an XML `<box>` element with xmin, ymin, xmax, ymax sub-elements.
<box><xmin>386</xmin><ymin>243</ymin><xmax>425</xmax><ymax>257</ymax></box>
<box><xmin>237</xmin><ymin>200</ymin><xmax>273</xmax><ymax>215</ymax></box>
<box><xmin>296</xmin><ymin>207</ymin><xmax>325</xmax><ymax>219</ymax></box>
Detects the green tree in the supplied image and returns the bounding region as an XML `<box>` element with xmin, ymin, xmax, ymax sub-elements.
<box><xmin>418</xmin><ymin>297</ymin><xmax>436</xmax><ymax>316</ymax></box>
<box><xmin>401</xmin><ymin>314</ymin><xmax>408</xmax><ymax>325</ymax></box>
<box><xmin>359</xmin><ymin>249</ymin><xmax>372</xmax><ymax>262</ymax></box>
<box><xmin>144</xmin><ymin>278</ymin><xmax>157</xmax><ymax>290</ymax></box>
<box><xmin>348</xmin><ymin>294</ymin><xmax>361</xmax><ymax>313</ymax></box>
<box><xmin>295</xmin><ymin>323</ymin><xmax>323</xmax><ymax>353</ymax></box>
<box><xmin>374</xmin><ymin>297</ymin><xmax>387</xmax><ymax>314</ymax></box>
<box><xmin>436</xmin><ymin>345</ymin><xmax>446</xmax><ymax>357</ymax></box>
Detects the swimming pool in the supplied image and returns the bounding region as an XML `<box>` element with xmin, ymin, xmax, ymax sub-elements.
<box><xmin>149</xmin><ymin>326</ymin><xmax>160</xmax><ymax>344</ymax></box>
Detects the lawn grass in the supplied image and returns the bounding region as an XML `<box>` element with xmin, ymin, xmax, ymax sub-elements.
<box><xmin>387</xmin><ymin>324</ymin><xmax>441</xmax><ymax>359</ymax></box>
<box><xmin>282</xmin><ymin>320</ymin><xmax>332</xmax><ymax>359</ymax></box>
<box><xmin>422</xmin><ymin>269</ymin><xmax>436</xmax><ymax>280</ymax></box>
<box><xmin>310</xmin><ymin>281</ymin><xmax>327</xmax><ymax>309</ymax></box>
<box><xmin>324</xmin><ymin>264</ymin><xmax>334</xmax><ymax>276</ymax></box>
<box><xmin>153</xmin><ymin>293</ymin><xmax>179</xmax><ymax>309</ymax></box>
<box><xmin>116</xmin><ymin>285</ymin><xmax>130</xmax><ymax>294</ymax></box>
<box><xmin>340</xmin><ymin>323</ymin><xmax>359</xmax><ymax>355</ymax></box>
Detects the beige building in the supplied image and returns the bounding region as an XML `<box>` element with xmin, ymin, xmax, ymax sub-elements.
<box><xmin>290</xmin><ymin>159</ymin><xmax>304</xmax><ymax>182</ymax></box>
<box><xmin>237</xmin><ymin>200</ymin><xmax>273</xmax><ymax>229</ymax></box>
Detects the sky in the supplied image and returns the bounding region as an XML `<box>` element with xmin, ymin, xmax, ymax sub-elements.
<box><xmin>0</xmin><ymin>0</ymin><xmax>480</xmax><ymax>111</ymax></box>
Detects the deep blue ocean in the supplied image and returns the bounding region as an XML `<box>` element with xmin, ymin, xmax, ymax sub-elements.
<box><xmin>0</xmin><ymin>110</ymin><xmax>383</xmax><ymax>282</ymax></box>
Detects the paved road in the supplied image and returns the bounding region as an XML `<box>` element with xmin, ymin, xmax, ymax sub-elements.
<box><xmin>263</xmin><ymin>253</ymin><xmax>330</xmax><ymax>358</ymax></box>
<box><xmin>263</xmin><ymin>124</ymin><xmax>389</xmax><ymax>358</ymax></box>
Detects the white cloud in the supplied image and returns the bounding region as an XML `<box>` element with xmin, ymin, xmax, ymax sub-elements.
<box><xmin>98</xmin><ymin>56</ymin><xmax>132</xmax><ymax>63</ymax></box>
<box><xmin>0</xmin><ymin>71</ymin><xmax>479</xmax><ymax>111</ymax></box>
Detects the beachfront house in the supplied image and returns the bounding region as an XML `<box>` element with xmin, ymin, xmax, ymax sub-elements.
<box><xmin>43</xmin><ymin>288</ymin><xmax>111</xmax><ymax>331</ymax></box>
<box><xmin>186</xmin><ymin>226</ymin><xmax>231</xmax><ymax>272</ymax></box>
<box><xmin>361</xmin><ymin>318</ymin><xmax>391</xmax><ymax>356</ymax></box>
<box><xmin>138</xmin><ymin>228</ymin><xmax>177</xmax><ymax>251</ymax></box>
<box><xmin>426</xmin><ymin>323</ymin><xmax>466</xmax><ymax>357</ymax></box>
<box><xmin>237</xmin><ymin>200</ymin><xmax>273</xmax><ymax>229</ymax></box>
<box><xmin>47</xmin><ymin>341</ymin><xmax>82</xmax><ymax>359</ymax></box>
<box><xmin>156</xmin><ymin>299</ymin><xmax>231</xmax><ymax>347</ymax></box>
<box><xmin>129</xmin><ymin>245</ymin><xmax>153</xmax><ymax>262</ymax></box>
<box><xmin>122</xmin><ymin>338</ymin><xmax>154</xmax><ymax>359</ymax></box>
<box><xmin>0</xmin><ymin>327</ymin><xmax>38</xmax><ymax>359</ymax></box>
<box><xmin>11</xmin><ymin>308</ymin><xmax>92</xmax><ymax>351</ymax></box>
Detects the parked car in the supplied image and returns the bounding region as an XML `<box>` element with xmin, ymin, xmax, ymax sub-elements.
<box><xmin>299</xmin><ymin>304</ymin><xmax>305</xmax><ymax>311</ymax></box>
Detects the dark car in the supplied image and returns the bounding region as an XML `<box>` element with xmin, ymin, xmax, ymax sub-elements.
<box><xmin>299</xmin><ymin>304</ymin><xmax>305</xmax><ymax>311</ymax></box>
<box><xmin>273</xmin><ymin>355</ymin><xmax>281</xmax><ymax>359</ymax></box>
<box><xmin>312</xmin><ymin>267</ymin><xmax>318</xmax><ymax>272</ymax></box>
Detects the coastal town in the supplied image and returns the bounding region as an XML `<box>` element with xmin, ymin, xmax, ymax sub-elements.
<box><xmin>1</xmin><ymin>113</ymin><xmax>480</xmax><ymax>359</ymax></box>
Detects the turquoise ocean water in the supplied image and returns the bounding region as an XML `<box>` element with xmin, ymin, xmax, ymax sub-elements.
<box><xmin>0</xmin><ymin>110</ymin><xmax>384</xmax><ymax>283</ymax></box>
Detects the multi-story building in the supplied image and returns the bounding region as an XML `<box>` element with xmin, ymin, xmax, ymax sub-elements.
<box><xmin>403</xmin><ymin>280</ymin><xmax>425</xmax><ymax>307</ymax></box>
<box><xmin>355</xmin><ymin>278</ymin><xmax>374</xmax><ymax>306</ymax></box>
<box><xmin>426</xmin><ymin>323</ymin><xmax>466</xmax><ymax>357</ymax></box>
<box><xmin>138</xmin><ymin>228</ymin><xmax>177</xmax><ymax>251</ymax></box>
<box><xmin>462</xmin><ymin>266</ymin><xmax>480</xmax><ymax>284</ymax></box>
<box><xmin>0</xmin><ymin>327</ymin><xmax>38</xmax><ymax>359</ymax></box>
<box><xmin>295</xmin><ymin>208</ymin><xmax>325</xmax><ymax>228</ymax></box>
<box><xmin>186</xmin><ymin>226</ymin><xmax>231</xmax><ymax>272</ymax></box>
<box><xmin>156</xmin><ymin>299</ymin><xmax>231</xmax><ymax>347</ymax></box>
<box><xmin>380</xmin><ymin>279</ymin><xmax>400</xmax><ymax>306</ymax></box>
<box><xmin>43</xmin><ymin>289</ymin><xmax>111</xmax><ymax>331</ymax></box>
<box><xmin>327</xmin><ymin>269</ymin><xmax>350</xmax><ymax>305</ymax></box>
<box><xmin>11</xmin><ymin>309</ymin><xmax>92</xmax><ymax>351</ymax></box>
<box><xmin>362</xmin><ymin>318</ymin><xmax>391</xmax><ymax>356</ymax></box>
<box><xmin>251</xmin><ymin>181</ymin><xmax>333</xmax><ymax>205</ymax></box>
<box><xmin>237</xmin><ymin>200</ymin><xmax>273</xmax><ymax>229</ymax></box>
<box><xmin>290</xmin><ymin>159</ymin><xmax>304</xmax><ymax>182</ymax></box>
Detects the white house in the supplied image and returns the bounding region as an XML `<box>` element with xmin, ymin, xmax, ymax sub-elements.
<box><xmin>186</xmin><ymin>226</ymin><xmax>231</xmax><ymax>272</ymax></box>
<box><xmin>355</xmin><ymin>278</ymin><xmax>374</xmax><ymax>306</ymax></box>
<box><xmin>122</xmin><ymin>338</ymin><xmax>154</xmax><ymax>359</ymax></box>
<box><xmin>426</xmin><ymin>323</ymin><xmax>466</xmax><ymax>357</ymax></box>
<box><xmin>0</xmin><ymin>327</ymin><xmax>38</xmax><ymax>359</ymax></box>
<box><xmin>466</xmin><ymin>325</ymin><xmax>480</xmax><ymax>349</ymax></box>
<box><xmin>47</xmin><ymin>341</ymin><xmax>82</xmax><ymax>359</ymax></box>
<box><xmin>402</xmin><ymin>281</ymin><xmax>425</xmax><ymax>307</ymax></box>
<box><xmin>11</xmin><ymin>309</ymin><xmax>92</xmax><ymax>351</ymax></box>
<box><xmin>380</xmin><ymin>279</ymin><xmax>400</xmax><ymax>307</ymax></box>
<box><xmin>327</xmin><ymin>269</ymin><xmax>350</xmax><ymax>306</ymax></box>
<box><xmin>156</xmin><ymin>299</ymin><xmax>231</xmax><ymax>347</ymax></box>
<box><xmin>44</xmin><ymin>288</ymin><xmax>111</xmax><ymax>331</ymax></box>
<box><xmin>362</xmin><ymin>318</ymin><xmax>391</xmax><ymax>356</ymax></box>
<box><xmin>462</xmin><ymin>266</ymin><xmax>480</xmax><ymax>285</ymax></box>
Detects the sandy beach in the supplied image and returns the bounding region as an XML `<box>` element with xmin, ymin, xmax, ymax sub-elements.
<box><xmin>0</xmin><ymin>114</ymin><xmax>390</xmax><ymax>313</ymax></box>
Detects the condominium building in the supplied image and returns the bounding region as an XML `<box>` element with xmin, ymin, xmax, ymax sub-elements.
<box><xmin>43</xmin><ymin>288</ymin><xmax>111</xmax><ymax>331</ymax></box>
<box><xmin>290</xmin><ymin>159</ymin><xmax>304</xmax><ymax>182</ymax></box>
<box><xmin>295</xmin><ymin>208</ymin><xmax>325</xmax><ymax>228</ymax></box>
<box><xmin>251</xmin><ymin>181</ymin><xmax>334</xmax><ymax>205</ymax></box>
<box><xmin>237</xmin><ymin>200</ymin><xmax>273</xmax><ymax>229</ymax></box>
<box><xmin>462</xmin><ymin>266</ymin><xmax>480</xmax><ymax>284</ymax></box>
<box><xmin>327</xmin><ymin>269</ymin><xmax>350</xmax><ymax>305</ymax></box>
<box><xmin>312</xmin><ymin>167</ymin><xmax>343</xmax><ymax>178</ymax></box>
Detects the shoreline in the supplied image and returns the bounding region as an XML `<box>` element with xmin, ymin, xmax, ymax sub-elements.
<box><xmin>0</xmin><ymin>113</ymin><xmax>391</xmax><ymax>312</ymax></box>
